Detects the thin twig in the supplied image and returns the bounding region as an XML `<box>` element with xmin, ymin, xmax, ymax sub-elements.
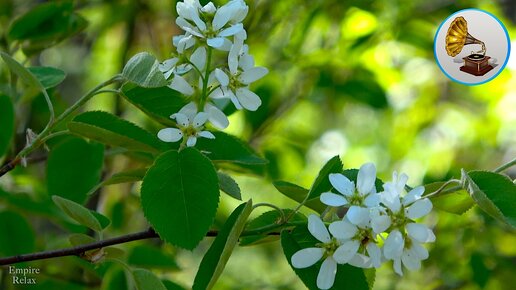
<box><xmin>494</xmin><ymin>157</ymin><xmax>516</xmax><ymax>173</ymax></box>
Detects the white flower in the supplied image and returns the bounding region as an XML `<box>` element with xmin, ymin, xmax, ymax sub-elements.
<box><xmin>157</xmin><ymin>108</ymin><xmax>215</xmax><ymax>147</ymax></box>
<box><xmin>178</xmin><ymin>102</ymin><xmax>229</xmax><ymax>130</ymax></box>
<box><xmin>175</xmin><ymin>0</ymin><xmax>247</xmax><ymax>50</ymax></box>
<box><xmin>319</xmin><ymin>163</ymin><xmax>380</xmax><ymax>226</ymax></box>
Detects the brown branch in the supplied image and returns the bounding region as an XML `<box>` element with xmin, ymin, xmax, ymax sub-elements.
<box><xmin>0</xmin><ymin>228</ymin><xmax>282</xmax><ymax>266</ymax></box>
<box><xmin>0</xmin><ymin>158</ymin><xmax>20</xmax><ymax>178</ymax></box>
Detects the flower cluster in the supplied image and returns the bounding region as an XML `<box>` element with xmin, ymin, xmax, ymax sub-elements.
<box><xmin>157</xmin><ymin>0</ymin><xmax>268</xmax><ymax>147</ymax></box>
<box><xmin>291</xmin><ymin>163</ymin><xmax>435</xmax><ymax>289</ymax></box>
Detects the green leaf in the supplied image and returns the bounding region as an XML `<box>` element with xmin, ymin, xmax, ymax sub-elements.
<box><xmin>196</xmin><ymin>132</ymin><xmax>268</xmax><ymax>165</ymax></box>
<box><xmin>463</xmin><ymin>170</ymin><xmax>516</xmax><ymax>228</ymax></box>
<box><xmin>47</xmin><ymin>137</ymin><xmax>104</xmax><ymax>204</ymax></box>
<box><xmin>0</xmin><ymin>211</ymin><xmax>35</xmax><ymax>256</ymax></box>
<box><xmin>120</xmin><ymin>83</ymin><xmax>187</xmax><ymax>126</ymax></box>
<box><xmin>240</xmin><ymin>209</ymin><xmax>306</xmax><ymax>246</ymax></box>
<box><xmin>307</xmin><ymin>156</ymin><xmax>343</xmax><ymax>199</ymax></box>
<box><xmin>7</xmin><ymin>1</ymin><xmax>87</xmax><ymax>55</ymax></box>
<box><xmin>193</xmin><ymin>200</ymin><xmax>253</xmax><ymax>290</ymax></box>
<box><xmin>91</xmin><ymin>211</ymin><xmax>111</xmax><ymax>230</ymax></box>
<box><xmin>104</xmin><ymin>168</ymin><xmax>147</xmax><ymax>185</ymax></box>
<box><xmin>141</xmin><ymin>148</ymin><xmax>219</xmax><ymax>250</ymax></box>
<box><xmin>122</xmin><ymin>52</ymin><xmax>168</xmax><ymax>88</ymax></box>
<box><xmin>162</xmin><ymin>280</ymin><xmax>187</xmax><ymax>290</ymax></box>
<box><xmin>68</xmin><ymin>111</ymin><xmax>164</xmax><ymax>153</ymax></box>
<box><xmin>0</xmin><ymin>94</ymin><xmax>14</xmax><ymax>158</ymax></box>
<box><xmin>101</xmin><ymin>266</ymin><xmax>128</xmax><ymax>290</ymax></box>
<box><xmin>52</xmin><ymin>195</ymin><xmax>102</xmax><ymax>232</ymax></box>
<box><xmin>128</xmin><ymin>245</ymin><xmax>179</xmax><ymax>270</ymax></box>
<box><xmin>273</xmin><ymin>181</ymin><xmax>326</xmax><ymax>213</ymax></box>
<box><xmin>426</xmin><ymin>182</ymin><xmax>474</xmax><ymax>215</ymax></box>
<box><xmin>28</xmin><ymin>66</ymin><xmax>66</xmax><ymax>89</ymax></box>
<box><xmin>217</xmin><ymin>172</ymin><xmax>241</xmax><ymax>200</ymax></box>
<box><xmin>1</xmin><ymin>52</ymin><xmax>44</xmax><ymax>90</ymax></box>
<box><xmin>132</xmin><ymin>269</ymin><xmax>167</xmax><ymax>290</ymax></box>
<box><xmin>68</xmin><ymin>233</ymin><xmax>96</xmax><ymax>246</ymax></box>
<box><xmin>281</xmin><ymin>226</ymin><xmax>369</xmax><ymax>290</ymax></box>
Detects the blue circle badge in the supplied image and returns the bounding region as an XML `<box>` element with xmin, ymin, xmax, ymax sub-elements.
<box><xmin>434</xmin><ymin>9</ymin><xmax>511</xmax><ymax>85</ymax></box>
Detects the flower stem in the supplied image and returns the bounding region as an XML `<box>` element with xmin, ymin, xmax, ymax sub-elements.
<box><xmin>494</xmin><ymin>157</ymin><xmax>516</xmax><ymax>173</ymax></box>
<box><xmin>199</xmin><ymin>46</ymin><xmax>213</xmax><ymax>110</ymax></box>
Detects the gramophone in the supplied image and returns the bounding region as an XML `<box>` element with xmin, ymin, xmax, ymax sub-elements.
<box><xmin>445</xmin><ymin>16</ymin><xmax>493</xmax><ymax>76</ymax></box>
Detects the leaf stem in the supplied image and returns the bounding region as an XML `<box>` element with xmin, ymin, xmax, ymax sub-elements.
<box><xmin>424</xmin><ymin>179</ymin><xmax>461</xmax><ymax>199</ymax></box>
<box><xmin>494</xmin><ymin>157</ymin><xmax>516</xmax><ymax>173</ymax></box>
<box><xmin>252</xmin><ymin>203</ymin><xmax>286</xmax><ymax>222</ymax></box>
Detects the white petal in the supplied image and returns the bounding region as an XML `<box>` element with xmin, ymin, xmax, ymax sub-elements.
<box><xmin>346</xmin><ymin>205</ymin><xmax>370</xmax><ymax>226</ymax></box>
<box><xmin>201</xmin><ymin>2</ymin><xmax>216</xmax><ymax>14</ymax></box>
<box><xmin>364</xmin><ymin>193</ymin><xmax>380</xmax><ymax>207</ymax></box>
<box><xmin>229</xmin><ymin>91</ymin><xmax>243</xmax><ymax>110</ymax></box>
<box><xmin>410</xmin><ymin>242</ymin><xmax>429</xmax><ymax>260</ymax></box>
<box><xmin>401</xmin><ymin>250</ymin><xmax>421</xmax><ymax>271</ymax></box>
<box><xmin>328</xmin><ymin>220</ymin><xmax>357</xmax><ymax>240</ymax></box>
<box><xmin>370</xmin><ymin>210</ymin><xmax>391</xmax><ymax>234</ymax></box>
<box><xmin>366</xmin><ymin>242</ymin><xmax>382</xmax><ymax>268</ymax></box>
<box><xmin>207</xmin><ymin>37</ymin><xmax>226</xmax><ymax>48</ymax></box>
<box><xmin>329</xmin><ymin>173</ymin><xmax>354</xmax><ymax>196</ymax></box>
<box><xmin>230</xmin><ymin>1</ymin><xmax>248</xmax><ymax>23</ymax></box>
<box><xmin>317</xmin><ymin>257</ymin><xmax>337</xmax><ymax>290</ymax></box>
<box><xmin>169</xmin><ymin>75</ymin><xmax>194</xmax><ymax>96</ymax></box>
<box><xmin>308</xmin><ymin>214</ymin><xmax>330</xmax><ymax>243</ymax></box>
<box><xmin>157</xmin><ymin>128</ymin><xmax>182</xmax><ymax>142</ymax></box>
<box><xmin>381</xmin><ymin>185</ymin><xmax>401</xmax><ymax>213</ymax></box>
<box><xmin>204</xmin><ymin>103</ymin><xmax>229</xmax><ymax>129</ymax></box>
<box><xmin>333</xmin><ymin>240</ymin><xmax>360</xmax><ymax>264</ymax></box>
<box><xmin>235</xmin><ymin>88</ymin><xmax>261</xmax><ymax>111</ymax></box>
<box><xmin>238</xmin><ymin>67</ymin><xmax>268</xmax><ymax>84</ymax></box>
<box><xmin>172</xmin><ymin>113</ymin><xmax>189</xmax><ymax>127</ymax></box>
<box><xmin>159</xmin><ymin>58</ymin><xmax>178</xmax><ymax>72</ymax></box>
<box><xmin>357</xmin><ymin>163</ymin><xmax>376</xmax><ymax>195</ymax></box>
<box><xmin>198</xmin><ymin>131</ymin><xmax>215</xmax><ymax>139</ymax></box>
<box><xmin>228</xmin><ymin>40</ymin><xmax>242</xmax><ymax>74</ymax></box>
<box><xmin>178</xmin><ymin>102</ymin><xmax>198</xmax><ymax>121</ymax></box>
<box><xmin>192</xmin><ymin>112</ymin><xmax>208</xmax><ymax>128</ymax></box>
<box><xmin>348</xmin><ymin>253</ymin><xmax>373</xmax><ymax>268</ymax></box>
<box><xmin>320</xmin><ymin>192</ymin><xmax>348</xmax><ymax>207</ymax></box>
<box><xmin>384</xmin><ymin>230</ymin><xmax>404</xmax><ymax>260</ymax></box>
<box><xmin>218</xmin><ymin>23</ymin><xmax>243</xmax><ymax>37</ymax></box>
<box><xmin>239</xmin><ymin>53</ymin><xmax>255</xmax><ymax>71</ymax></box>
<box><xmin>406</xmin><ymin>223</ymin><xmax>431</xmax><ymax>243</ymax></box>
<box><xmin>393</xmin><ymin>258</ymin><xmax>403</xmax><ymax>276</ymax></box>
<box><xmin>189</xmin><ymin>8</ymin><xmax>206</xmax><ymax>31</ymax></box>
<box><xmin>291</xmin><ymin>248</ymin><xmax>324</xmax><ymax>268</ymax></box>
<box><xmin>186</xmin><ymin>136</ymin><xmax>197</xmax><ymax>147</ymax></box>
<box><xmin>190</xmin><ymin>46</ymin><xmax>206</xmax><ymax>71</ymax></box>
<box><xmin>212</xmin><ymin>3</ymin><xmax>233</xmax><ymax>30</ymax></box>
<box><xmin>406</xmin><ymin>198</ymin><xmax>432</xmax><ymax>219</ymax></box>
<box><xmin>218</xmin><ymin>38</ymin><xmax>233</xmax><ymax>51</ymax></box>
<box><xmin>215</xmin><ymin>68</ymin><xmax>230</xmax><ymax>86</ymax></box>
<box><xmin>403</xmin><ymin>186</ymin><xmax>425</xmax><ymax>205</ymax></box>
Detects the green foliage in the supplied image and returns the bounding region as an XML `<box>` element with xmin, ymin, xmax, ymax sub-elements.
<box><xmin>463</xmin><ymin>170</ymin><xmax>516</xmax><ymax>228</ymax></box>
<box><xmin>27</xmin><ymin>66</ymin><xmax>66</xmax><ymax>89</ymax></box>
<box><xmin>68</xmin><ymin>233</ymin><xmax>96</xmax><ymax>246</ymax></box>
<box><xmin>0</xmin><ymin>94</ymin><xmax>14</xmax><ymax>158</ymax></box>
<box><xmin>6</xmin><ymin>1</ymin><xmax>87</xmax><ymax>55</ymax></box>
<box><xmin>101</xmin><ymin>266</ymin><xmax>128</xmax><ymax>290</ymax></box>
<box><xmin>193</xmin><ymin>200</ymin><xmax>253</xmax><ymax>290</ymax></box>
<box><xmin>240</xmin><ymin>209</ymin><xmax>306</xmax><ymax>246</ymax></box>
<box><xmin>47</xmin><ymin>137</ymin><xmax>104</xmax><ymax>204</ymax></box>
<box><xmin>128</xmin><ymin>245</ymin><xmax>179</xmax><ymax>270</ymax></box>
<box><xmin>1</xmin><ymin>51</ymin><xmax>45</xmax><ymax>91</ymax></box>
<box><xmin>132</xmin><ymin>268</ymin><xmax>168</xmax><ymax>290</ymax></box>
<box><xmin>196</xmin><ymin>132</ymin><xmax>268</xmax><ymax>165</ymax></box>
<box><xmin>273</xmin><ymin>181</ymin><xmax>325</xmax><ymax>212</ymax></box>
<box><xmin>140</xmin><ymin>148</ymin><xmax>219</xmax><ymax>250</ymax></box>
<box><xmin>104</xmin><ymin>168</ymin><xmax>148</xmax><ymax>185</ymax></box>
<box><xmin>307</xmin><ymin>156</ymin><xmax>343</xmax><ymax>199</ymax></box>
<box><xmin>122</xmin><ymin>52</ymin><xmax>168</xmax><ymax>88</ymax></box>
<box><xmin>68</xmin><ymin>111</ymin><xmax>164</xmax><ymax>153</ymax></box>
<box><xmin>52</xmin><ymin>195</ymin><xmax>102</xmax><ymax>232</ymax></box>
<box><xmin>281</xmin><ymin>226</ymin><xmax>370</xmax><ymax>290</ymax></box>
<box><xmin>426</xmin><ymin>182</ymin><xmax>475</xmax><ymax>215</ymax></box>
<box><xmin>0</xmin><ymin>211</ymin><xmax>35</xmax><ymax>256</ymax></box>
<box><xmin>217</xmin><ymin>172</ymin><xmax>242</xmax><ymax>200</ymax></box>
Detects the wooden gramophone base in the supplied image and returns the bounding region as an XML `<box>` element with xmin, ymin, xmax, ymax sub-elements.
<box><xmin>460</xmin><ymin>65</ymin><xmax>494</xmax><ymax>76</ymax></box>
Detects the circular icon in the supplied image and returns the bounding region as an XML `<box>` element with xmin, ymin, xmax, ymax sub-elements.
<box><xmin>434</xmin><ymin>9</ymin><xmax>511</xmax><ymax>85</ymax></box>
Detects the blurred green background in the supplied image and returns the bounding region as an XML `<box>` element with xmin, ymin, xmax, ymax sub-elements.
<box><xmin>0</xmin><ymin>0</ymin><xmax>515</xmax><ymax>289</ymax></box>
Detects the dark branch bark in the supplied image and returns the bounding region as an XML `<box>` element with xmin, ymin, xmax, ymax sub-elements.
<box><xmin>0</xmin><ymin>158</ymin><xmax>20</xmax><ymax>178</ymax></box>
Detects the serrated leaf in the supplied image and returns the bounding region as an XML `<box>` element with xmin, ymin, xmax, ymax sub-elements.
<box><xmin>196</xmin><ymin>132</ymin><xmax>268</xmax><ymax>165</ymax></box>
<box><xmin>463</xmin><ymin>170</ymin><xmax>516</xmax><ymax>228</ymax></box>
<box><xmin>141</xmin><ymin>148</ymin><xmax>219</xmax><ymax>250</ymax></box>
<box><xmin>120</xmin><ymin>83</ymin><xmax>187</xmax><ymax>126</ymax></box>
<box><xmin>217</xmin><ymin>172</ymin><xmax>241</xmax><ymax>200</ymax></box>
<box><xmin>273</xmin><ymin>181</ymin><xmax>326</xmax><ymax>213</ymax></box>
<box><xmin>240</xmin><ymin>209</ymin><xmax>306</xmax><ymax>246</ymax></box>
<box><xmin>307</xmin><ymin>156</ymin><xmax>343</xmax><ymax>199</ymax></box>
<box><xmin>122</xmin><ymin>52</ymin><xmax>167</xmax><ymax>88</ymax></box>
<box><xmin>193</xmin><ymin>200</ymin><xmax>253</xmax><ymax>290</ymax></box>
<box><xmin>1</xmin><ymin>52</ymin><xmax>44</xmax><ymax>90</ymax></box>
<box><xmin>426</xmin><ymin>182</ymin><xmax>474</xmax><ymax>215</ymax></box>
<box><xmin>68</xmin><ymin>111</ymin><xmax>164</xmax><ymax>153</ymax></box>
<box><xmin>132</xmin><ymin>268</ymin><xmax>167</xmax><ymax>290</ymax></box>
<box><xmin>69</xmin><ymin>233</ymin><xmax>96</xmax><ymax>246</ymax></box>
<box><xmin>128</xmin><ymin>245</ymin><xmax>179</xmax><ymax>270</ymax></box>
<box><xmin>47</xmin><ymin>137</ymin><xmax>104</xmax><ymax>204</ymax></box>
<box><xmin>0</xmin><ymin>94</ymin><xmax>14</xmax><ymax>158</ymax></box>
<box><xmin>0</xmin><ymin>211</ymin><xmax>35</xmax><ymax>256</ymax></box>
<box><xmin>28</xmin><ymin>66</ymin><xmax>66</xmax><ymax>89</ymax></box>
<box><xmin>52</xmin><ymin>196</ymin><xmax>102</xmax><ymax>232</ymax></box>
<box><xmin>281</xmin><ymin>226</ymin><xmax>369</xmax><ymax>290</ymax></box>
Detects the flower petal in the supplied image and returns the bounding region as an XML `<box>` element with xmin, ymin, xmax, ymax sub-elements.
<box><xmin>291</xmin><ymin>247</ymin><xmax>324</xmax><ymax>268</ymax></box>
<box><xmin>384</xmin><ymin>229</ymin><xmax>404</xmax><ymax>260</ymax></box>
<box><xmin>333</xmin><ymin>240</ymin><xmax>360</xmax><ymax>264</ymax></box>
<box><xmin>328</xmin><ymin>220</ymin><xmax>357</xmax><ymax>240</ymax></box>
<box><xmin>204</xmin><ymin>103</ymin><xmax>229</xmax><ymax>129</ymax></box>
<box><xmin>192</xmin><ymin>112</ymin><xmax>209</xmax><ymax>128</ymax></box>
<box><xmin>370</xmin><ymin>209</ymin><xmax>391</xmax><ymax>234</ymax></box>
<box><xmin>402</xmin><ymin>250</ymin><xmax>421</xmax><ymax>271</ymax></box>
<box><xmin>381</xmin><ymin>185</ymin><xmax>401</xmax><ymax>213</ymax></box>
<box><xmin>169</xmin><ymin>75</ymin><xmax>194</xmax><ymax>96</ymax></box>
<box><xmin>403</xmin><ymin>186</ymin><xmax>425</xmax><ymax>205</ymax></box>
<box><xmin>238</xmin><ymin>67</ymin><xmax>268</xmax><ymax>84</ymax></box>
<box><xmin>157</xmin><ymin>128</ymin><xmax>182</xmax><ymax>142</ymax></box>
<box><xmin>346</xmin><ymin>205</ymin><xmax>369</xmax><ymax>226</ymax></box>
<box><xmin>198</xmin><ymin>130</ymin><xmax>215</xmax><ymax>139</ymax></box>
<box><xmin>406</xmin><ymin>223</ymin><xmax>432</xmax><ymax>243</ymax></box>
<box><xmin>393</xmin><ymin>257</ymin><xmax>403</xmax><ymax>276</ymax></box>
<box><xmin>357</xmin><ymin>163</ymin><xmax>376</xmax><ymax>195</ymax></box>
<box><xmin>320</xmin><ymin>192</ymin><xmax>348</xmax><ymax>207</ymax></box>
<box><xmin>364</xmin><ymin>192</ymin><xmax>380</xmax><ymax>207</ymax></box>
<box><xmin>317</xmin><ymin>257</ymin><xmax>337</xmax><ymax>290</ymax></box>
<box><xmin>207</xmin><ymin>37</ymin><xmax>226</xmax><ymax>48</ymax></box>
<box><xmin>218</xmin><ymin>23</ymin><xmax>243</xmax><ymax>37</ymax></box>
<box><xmin>186</xmin><ymin>136</ymin><xmax>197</xmax><ymax>147</ymax></box>
<box><xmin>239</xmin><ymin>53</ymin><xmax>255</xmax><ymax>71</ymax></box>
<box><xmin>406</xmin><ymin>198</ymin><xmax>432</xmax><ymax>219</ymax></box>
<box><xmin>348</xmin><ymin>253</ymin><xmax>373</xmax><ymax>268</ymax></box>
<box><xmin>329</xmin><ymin>173</ymin><xmax>354</xmax><ymax>196</ymax></box>
<box><xmin>308</xmin><ymin>214</ymin><xmax>330</xmax><ymax>243</ymax></box>
<box><xmin>172</xmin><ymin>113</ymin><xmax>189</xmax><ymax>127</ymax></box>
<box><xmin>235</xmin><ymin>88</ymin><xmax>261</xmax><ymax>111</ymax></box>
<box><xmin>212</xmin><ymin>2</ymin><xmax>233</xmax><ymax>30</ymax></box>
<box><xmin>366</xmin><ymin>242</ymin><xmax>382</xmax><ymax>268</ymax></box>
<box><xmin>159</xmin><ymin>58</ymin><xmax>178</xmax><ymax>72</ymax></box>
<box><xmin>410</xmin><ymin>242</ymin><xmax>429</xmax><ymax>260</ymax></box>
<box><xmin>215</xmin><ymin>68</ymin><xmax>230</xmax><ymax>86</ymax></box>
<box><xmin>190</xmin><ymin>46</ymin><xmax>206</xmax><ymax>71</ymax></box>
<box><xmin>178</xmin><ymin>102</ymin><xmax>198</xmax><ymax>121</ymax></box>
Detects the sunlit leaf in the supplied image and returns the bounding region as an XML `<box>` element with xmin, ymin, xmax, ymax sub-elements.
<box><xmin>28</xmin><ymin>66</ymin><xmax>66</xmax><ymax>89</ymax></box>
<box><xmin>307</xmin><ymin>156</ymin><xmax>343</xmax><ymax>199</ymax></box>
<box><xmin>52</xmin><ymin>195</ymin><xmax>102</xmax><ymax>232</ymax></box>
<box><xmin>426</xmin><ymin>182</ymin><xmax>474</xmax><ymax>215</ymax></box>
<box><xmin>273</xmin><ymin>181</ymin><xmax>325</xmax><ymax>213</ymax></box>
<box><xmin>132</xmin><ymin>268</ymin><xmax>167</xmax><ymax>290</ymax></box>
<box><xmin>0</xmin><ymin>94</ymin><xmax>14</xmax><ymax>158</ymax></box>
<box><xmin>217</xmin><ymin>172</ymin><xmax>241</xmax><ymax>200</ymax></box>
<box><xmin>193</xmin><ymin>200</ymin><xmax>253</xmax><ymax>290</ymax></box>
<box><xmin>122</xmin><ymin>52</ymin><xmax>167</xmax><ymax>88</ymax></box>
<box><xmin>1</xmin><ymin>52</ymin><xmax>44</xmax><ymax>90</ymax></box>
<box><xmin>196</xmin><ymin>132</ymin><xmax>268</xmax><ymax>165</ymax></box>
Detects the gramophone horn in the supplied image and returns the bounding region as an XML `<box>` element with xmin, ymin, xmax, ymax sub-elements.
<box><xmin>445</xmin><ymin>16</ymin><xmax>485</xmax><ymax>57</ymax></box>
